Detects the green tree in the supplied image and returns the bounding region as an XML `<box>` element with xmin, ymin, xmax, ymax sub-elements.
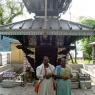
<box><xmin>0</xmin><ymin>0</ymin><xmax>23</xmax><ymax>25</ymax></box>
<box><xmin>79</xmin><ymin>16</ymin><xmax>95</xmax><ymax>60</ymax></box>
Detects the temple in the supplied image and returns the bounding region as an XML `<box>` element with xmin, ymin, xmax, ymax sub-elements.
<box><xmin>0</xmin><ymin>0</ymin><xmax>95</xmax><ymax>67</ymax></box>
<box><xmin>0</xmin><ymin>0</ymin><xmax>95</xmax><ymax>92</ymax></box>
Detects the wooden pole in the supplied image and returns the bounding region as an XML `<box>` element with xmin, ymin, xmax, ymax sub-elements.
<box><xmin>44</xmin><ymin>0</ymin><xmax>47</xmax><ymax>30</ymax></box>
<box><xmin>69</xmin><ymin>52</ymin><xmax>74</xmax><ymax>64</ymax></box>
<box><xmin>75</xmin><ymin>42</ymin><xmax>77</xmax><ymax>64</ymax></box>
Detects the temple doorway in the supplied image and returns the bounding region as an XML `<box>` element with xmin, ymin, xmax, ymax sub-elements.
<box><xmin>35</xmin><ymin>46</ymin><xmax>57</xmax><ymax>68</ymax></box>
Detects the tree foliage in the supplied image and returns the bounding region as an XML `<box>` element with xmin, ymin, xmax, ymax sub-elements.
<box><xmin>79</xmin><ymin>16</ymin><xmax>95</xmax><ymax>27</ymax></box>
<box><xmin>0</xmin><ymin>0</ymin><xmax>23</xmax><ymax>25</ymax></box>
<box><xmin>79</xmin><ymin>16</ymin><xmax>95</xmax><ymax>60</ymax></box>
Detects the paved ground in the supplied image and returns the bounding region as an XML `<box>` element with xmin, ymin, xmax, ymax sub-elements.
<box><xmin>0</xmin><ymin>83</ymin><xmax>95</xmax><ymax>95</ymax></box>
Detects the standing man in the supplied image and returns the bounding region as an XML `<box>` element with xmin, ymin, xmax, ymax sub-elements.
<box><xmin>36</xmin><ymin>56</ymin><xmax>55</xmax><ymax>95</ymax></box>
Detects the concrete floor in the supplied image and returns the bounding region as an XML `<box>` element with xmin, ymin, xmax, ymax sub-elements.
<box><xmin>0</xmin><ymin>83</ymin><xmax>95</xmax><ymax>95</ymax></box>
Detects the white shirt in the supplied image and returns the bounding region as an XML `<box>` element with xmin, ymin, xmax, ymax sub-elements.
<box><xmin>36</xmin><ymin>63</ymin><xmax>55</xmax><ymax>79</ymax></box>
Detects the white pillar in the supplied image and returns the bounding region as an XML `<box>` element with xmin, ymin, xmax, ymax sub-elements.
<box><xmin>0</xmin><ymin>54</ymin><xmax>2</xmax><ymax>66</ymax></box>
<box><xmin>92</xmin><ymin>45</ymin><xmax>95</xmax><ymax>64</ymax></box>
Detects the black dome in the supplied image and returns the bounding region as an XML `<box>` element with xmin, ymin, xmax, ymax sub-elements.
<box><xmin>23</xmin><ymin>0</ymin><xmax>72</xmax><ymax>16</ymax></box>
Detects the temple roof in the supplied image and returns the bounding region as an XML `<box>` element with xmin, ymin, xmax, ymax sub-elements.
<box><xmin>0</xmin><ymin>18</ymin><xmax>94</xmax><ymax>36</ymax></box>
<box><xmin>23</xmin><ymin>0</ymin><xmax>72</xmax><ymax>16</ymax></box>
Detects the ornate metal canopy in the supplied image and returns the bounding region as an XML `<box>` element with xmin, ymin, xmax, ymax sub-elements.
<box><xmin>0</xmin><ymin>18</ymin><xmax>94</xmax><ymax>36</ymax></box>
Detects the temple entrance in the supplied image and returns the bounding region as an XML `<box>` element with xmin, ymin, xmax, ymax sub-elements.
<box><xmin>35</xmin><ymin>46</ymin><xmax>57</xmax><ymax>67</ymax></box>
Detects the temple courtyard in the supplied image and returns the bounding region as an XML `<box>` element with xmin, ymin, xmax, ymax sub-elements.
<box><xmin>0</xmin><ymin>83</ymin><xmax>95</xmax><ymax>95</ymax></box>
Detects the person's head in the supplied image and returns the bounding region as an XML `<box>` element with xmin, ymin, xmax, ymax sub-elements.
<box><xmin>60</xmin><ymin>57</ymin><xmax>67</xmax><ymax>67</ymax></box>
<box><xmin>43</xmin><ymin>56</ymin><xmax>49</xmax><ymax>65</ymax></box>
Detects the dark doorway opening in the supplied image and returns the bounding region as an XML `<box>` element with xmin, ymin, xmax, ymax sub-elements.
<box><xmin>35</xmin><ymin>46</ymin><xmax>57</xmax><ymax>68</ymax></box>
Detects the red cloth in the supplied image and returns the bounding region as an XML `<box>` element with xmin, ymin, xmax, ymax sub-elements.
<box><xmin>34</xmin><ymin>80</ymin><xmax>42</xmax><ymax>93</ymax></box>
<box><xmin>34</xmin><ymin>82</ymin><xmax>40</xmax><ymax>93</ymax></box>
